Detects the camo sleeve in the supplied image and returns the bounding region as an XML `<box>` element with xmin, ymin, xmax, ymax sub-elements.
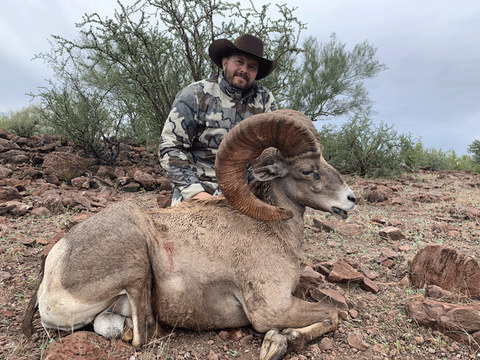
<box><xmin>158</xmin><ymin>85</ymin><xmax>206</xmax><ymax>199</ymax></box>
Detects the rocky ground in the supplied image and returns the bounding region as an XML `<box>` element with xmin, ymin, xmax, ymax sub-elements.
<box><xmin>1</xmin><ymin>130</ymin><xmax>480</xmax><ymax>359</ymax></box>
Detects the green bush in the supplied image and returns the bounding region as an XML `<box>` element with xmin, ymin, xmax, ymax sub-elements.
<box><xmin>318</xmin><ymin>115</ymin><xmax>417</xmax><ymax>178</ymax></box>
<box><xmin>0</xmin><ymin>106</ymin><xmax>43</xmax><ymax>137</ymax></box>
<box><xmin>468</xmin><ymin>139</ymin><xmax>480</xmax><ymax>165</ymax></box>
<box><xmin>403</xmin><ymin>142</ymin><xmax>479</xmax><ymax>173</ymax></box>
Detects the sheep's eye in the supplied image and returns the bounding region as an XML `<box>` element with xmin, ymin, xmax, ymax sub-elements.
<box><xmin>302</xmin><ymin>170</ymin><xmax>320</xmax><ymax>180</ymax></box>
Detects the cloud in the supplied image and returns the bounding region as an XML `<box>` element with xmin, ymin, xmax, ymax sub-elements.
<box><xmin>1</xmin><ymin>0</ymin><xmax>478</xmax><ymax>153</ymax></box>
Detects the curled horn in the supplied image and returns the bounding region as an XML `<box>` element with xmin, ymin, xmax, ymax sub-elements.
<box><xmin>215</xmin><ymin>110</ymin><xmax>320</xmax><ymax>222</ymax></box>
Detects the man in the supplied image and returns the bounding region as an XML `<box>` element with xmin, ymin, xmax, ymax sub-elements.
<box><xmin>159</xmin><ymin>34</ymin><xmax>277</xmax><ymax>205</ymax></box>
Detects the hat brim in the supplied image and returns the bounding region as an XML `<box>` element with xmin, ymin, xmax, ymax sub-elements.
<box><xmin>209</xmin><ymin>39</ymin><xmax>276</xmax><ymax>80</ymax></box>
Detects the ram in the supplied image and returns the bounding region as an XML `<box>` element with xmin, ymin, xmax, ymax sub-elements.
<box><xmin>22</xmin><ymin>109</ymin><xmax>356</xmax><ymax>360</ymax></box>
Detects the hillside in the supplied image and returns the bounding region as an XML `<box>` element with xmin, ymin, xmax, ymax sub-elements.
<box><xmin>1</xmin><ymin>130</ymin><xmax>480</xmax><ymax>359</ymax></box>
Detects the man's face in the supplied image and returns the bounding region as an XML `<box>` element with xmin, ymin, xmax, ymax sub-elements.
<box><xmin>222</xmin><ymin>53</ymin><xmax>259</xmax><ymax>91</ymax></box>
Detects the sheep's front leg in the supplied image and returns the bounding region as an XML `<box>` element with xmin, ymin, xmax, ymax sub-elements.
<box><xmin>255</xmin><ymin>297</ymin><xmax>338</xmax><ymax>360</ymax></box>
<box><xmin>259</xmin><ymin>318</ymin><xmax>338</xmax><ymax>360</ymax></box>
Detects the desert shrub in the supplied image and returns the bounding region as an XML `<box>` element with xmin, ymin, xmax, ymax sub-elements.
<box><xmin>468</xmin><ymin>139</ymin><xmax>480</xmax><ymax>165</ymax></box>
<box><xmin>318</xmin><ymin>115</ymin><xmax>416</xmax><ymax>178</ymax></box>
<box><xmin>404</xmin><ymin>142</ymin><xmax>480</xmax><ymax>173</ymax></box>
<box><xmin>0</xmin><ymin>106</ymin><xmax>43</xmax><ymax>137</ymax></box>
<box><xmin>409</xmin><ymin>146</ymin><xmax>455</xmax><ymax>171</ymax></box>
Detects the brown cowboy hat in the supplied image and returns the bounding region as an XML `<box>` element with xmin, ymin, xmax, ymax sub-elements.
<box><xmin>209</xmin><ymin>34</ymin><xmax>276</xmax><ymax>80</ymax></box>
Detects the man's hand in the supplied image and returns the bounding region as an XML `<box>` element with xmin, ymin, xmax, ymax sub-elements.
<box><xmin>192</xmin><ymin>192</ymin><xmax>213</xmax><ymax>200</ymax></box>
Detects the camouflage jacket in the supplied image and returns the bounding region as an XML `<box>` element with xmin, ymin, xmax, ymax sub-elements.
<box><xmin>158</xmin><ymin>72</ymin><xmax>277</xmax><ymax>203</ymax></box>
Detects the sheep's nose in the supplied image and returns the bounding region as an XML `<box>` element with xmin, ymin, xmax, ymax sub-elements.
<box><xmin>347</xmin><ymin>195</ymin><xmax>356</xmax><ymax>204</ymax></box>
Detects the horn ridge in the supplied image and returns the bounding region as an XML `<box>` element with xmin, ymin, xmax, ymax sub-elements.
<box><xmin>215</xmin><ymin>110</ymin><xmax>319</xmax><ymax>222</ymax></box>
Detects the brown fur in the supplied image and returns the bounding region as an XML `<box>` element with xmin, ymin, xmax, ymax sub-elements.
<box><xmin>22</xmin><ymin>113</ymin><xmax>355</xmax><ymax>359</ymax></box>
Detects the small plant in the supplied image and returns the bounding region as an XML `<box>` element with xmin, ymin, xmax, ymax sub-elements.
<box><xmin>394</xmin><ymin>339</ymin><xmax>402</xmax><ymax>350</ymax></box>
<box><xmin>318</xmin><ymin>115</ymin><xmax>418</xmax><ymax>178</ymax></box>
<box><xmin>28</xmin><ymin>275</ymin><xmax>39</xmax><ymax>284</ymax></box>
<box><xmin>0</xmin><ymin>105</ymin><xmax>43</xmax><ymax>137</ymax></box>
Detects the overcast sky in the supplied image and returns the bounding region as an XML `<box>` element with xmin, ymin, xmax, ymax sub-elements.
<box><xmin>1</xmin><ymin>0</ymin><xmax>479</xmax><ymax>155</ymax></box>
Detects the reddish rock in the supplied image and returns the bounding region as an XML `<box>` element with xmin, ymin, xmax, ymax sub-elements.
<box><xmin>312</xmin><ymin>217</ymin><xmax>363</xmax><ymax>237</ymax></box>
<box><xmin>310</xmin><ymin>288</ymin><xmax>348</xmax><ymax>310</ymax></box>
<box><xmin>42</xmin><ymin>194</ymin><xmax>65</xmax><ymax>215</ymax></box>
<box><xmin>32</xmin><ymin>183</ymin><xmax>56</xmax><ymax>196</ymax></box>
<box><xmin>370</xmin><ymin>214</ymin><xmax>386</xmax><ymax>225</ymax></box>
<box><xmin>311</xmin><ymin>262</ymin><xmax>333</xmax><ymax>277</ymax></box>
<box><xmin>447</xmin><ymin>230</ymin><xmax>460</xmax><ymax>238</ymax></box>
<box><xmin>387</xmin><ymin>219</ymin><xmax>403</xmax><ymax>227</ymax></box>
<box><xmin>366</xmin><ymin>189</ymin><xmax>389</xmax><ymax>203</ymax></box>
<box><xmin>380</xmin><ymin>247</ymin><xmax>400</xmax><ymax>259</ymax></box>
<box><xmin>0</xmin><ymin>271</ymin><xmax>11</xmax><ymax>282</ymax></box>
<box><xmin>21</xmin><ymin>168</ymin><xmax>44</xmax><ymax>180</ymax></box>
<box><xmin>71</xmin><ymin>176</ymin><xmax>91</xmax><ymax>188</ymax></box>
<box><xmin>0</xmin><ymin>187</ymin><xmax>22</xmax><ymax>202</ymax></box>
<box><xmin>363</xmin><ymin>269</ymin><xmax>379</xmax><ymax>280</ymax></box>
<box><xmin>36</xmin><ymin>237</ymin><xmax>49</xmax><ymax>245</ymax></box>
<box><xmin>411</xmin><ymin>244</ymin><xmax>480</xmax><ymax>300</ymax></box>
<box><xmin>207</xmin><ymin>350</ymin><xmax>219</xmax><ymax>360</ymax></box>
<box><xmin>300</xmin><ymin>266</ymin><xmax>324</xmax><ymax>283</ymax></box>
<box><xmin>407</xmin><ymin>296</ymin><xmax>480</xmax><ymax>348</ymax></box>
<box><xmin>42</xmin><ymin>152</ymin><xmax>92</xmax><ymax>182</ymax></box>
<box><xmin>399</xmin><ymin>244</ymin><xmax>410</xmax><ymax>251</ymax></box>
<box><xmin>113</xmin><ymin>167</ymin><xmax>125</xmax><ymax>178</ymax></box>
<box><xmin>360</xmin><ymin>277</ymin><xmax>379</xmax><ymax>294</ymax></box>
<box><xmin>0</xmin><ymin>137</ymin><xmax>20</xmax><ymax>150</ymax></box>
<box><xmin>134</xmin><ymin>170</ymin><xmax>156</xmax><ymax>191</ymax></box>
<box><xmin>319</xmin><ymin>337</ymin><xmax>333</xmax><ymax>351</ymax></box>
<box><xmin>96</xmin><ymin>165</ymin><xmax>117</xmax><ymax>180</ymax></box>
<box><xmin>4</xmin><ymin>200</ymin><xmax>31</xmax><ymax>216</ymax></box>
<box><xmin>463</xmin><ymin>207</ymin><xmax>480</xmax><ymax>220</ymax></box>
<box><xmin>0</xmin><ymin>149</ymin><xmax>30</xmax><ymax>163</ymax></box>
<box><xmin>70</xmin><ymin>193</ymin><xmax>92</xmax><ymax>210</ymax></box>
<box><xmin>327</xmin><ymin>259</ymin><xmax>364</xmax><ymax>283</ymax></box>
<box><xmin>412</xmin><ymin>194</ymin><xmax>440</xmax><ymax>203</ymax></box>
<box><xmin>349</xmin><ymin>309</ymin><xmax>359</xmax><ymax>318</ymax></box>
<box><xmin>426</xmin><ymin>285</ymin><xmax>454</xmax><ymax>301</ymax></box>
<box><xmin>390</xmin><ymin>197</ymin><xmax>403</xmax><ymax>205</ymax></box>
<box><xmin>156</xmin><ymin>176</ymin><xmax>172</xmax><ymax>191</ymax></box>
<box><xmin>114</xmin><ymin>176</ymin><xmax>131</xmax><ymax>187</ymax></box>
<box><xmin>0</xmin><ymin>166</ymin><xmax>13</xmax><ymax>179</ymax></box>
<box><xmin>295</xmin><ymin>267</ymin><xmax>326</xmax><ymax>300</ymax></box>
<box><xmin>122</xmin><ymin>182</ymin><xmax>141</xmax><ymax>192</ymax></box>
<box><xmin>156</xmin><ymin>191</ymin><xmax>172</xmax><ymax>208</ymax></box>
<box><xmin>379</xmin><ymin>226</ymin><xmax>404</xmax><ymax>240</ymax></box>
<box><xmin>347</xmin><ymin>332</ymin><xmax>369</xmax><ymax>351</ymax></box>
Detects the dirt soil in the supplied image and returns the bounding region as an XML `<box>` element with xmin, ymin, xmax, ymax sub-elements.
<box><xmin>1</xmin><ymin>170</ymin><xmax>480</xmax><ymax>360</ymax></box>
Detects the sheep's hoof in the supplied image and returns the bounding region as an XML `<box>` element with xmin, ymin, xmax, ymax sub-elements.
<box><xmin>282</xmin><ymin>328</ymin><xmax>305</xmax><ymax>352</ymax></box>
<box><xmin>259</xmin><ymin>329</ymin><xmax>288</xmax><ymax>360</ymax></box>
<box><xmin>121</xmin><ymin>317</ymin><xmax>134</xmax><ymax>343</ymax></box>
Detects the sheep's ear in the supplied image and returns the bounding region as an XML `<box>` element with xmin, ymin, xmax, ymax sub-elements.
<box><xmin>252</xmin><ymin>163</ymin><xmax>289</xmax><ymax>181</ymax></box>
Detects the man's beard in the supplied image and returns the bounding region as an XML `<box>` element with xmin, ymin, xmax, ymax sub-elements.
<box><xmin>224</xmin><ymin>66</ymin><xmax>251</xmax><ymax>91</ymax></box>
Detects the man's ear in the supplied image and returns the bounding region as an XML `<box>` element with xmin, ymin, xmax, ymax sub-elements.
<box><xmin>252</xmin><ymin>163</ymin><xmax>289</xmax><ymax>181</ymax></box>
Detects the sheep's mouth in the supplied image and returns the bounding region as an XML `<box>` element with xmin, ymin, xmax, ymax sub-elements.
<box><xmin>331</xmin><ymin>206</ymin><xmax>349</xmax><ymax>219</ymax></box>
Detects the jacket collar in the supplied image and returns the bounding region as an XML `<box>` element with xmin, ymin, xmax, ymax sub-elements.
<box><xmin>219</xmin><ymin>72</ymin><xmax>256</xmax><ymax>101</ymax></box>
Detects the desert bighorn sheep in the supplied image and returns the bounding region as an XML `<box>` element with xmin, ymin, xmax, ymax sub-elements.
<box><xmin>22</xmin><ymin>109</ymin><xmax>356</xmax><ymax>360</ymax></box>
